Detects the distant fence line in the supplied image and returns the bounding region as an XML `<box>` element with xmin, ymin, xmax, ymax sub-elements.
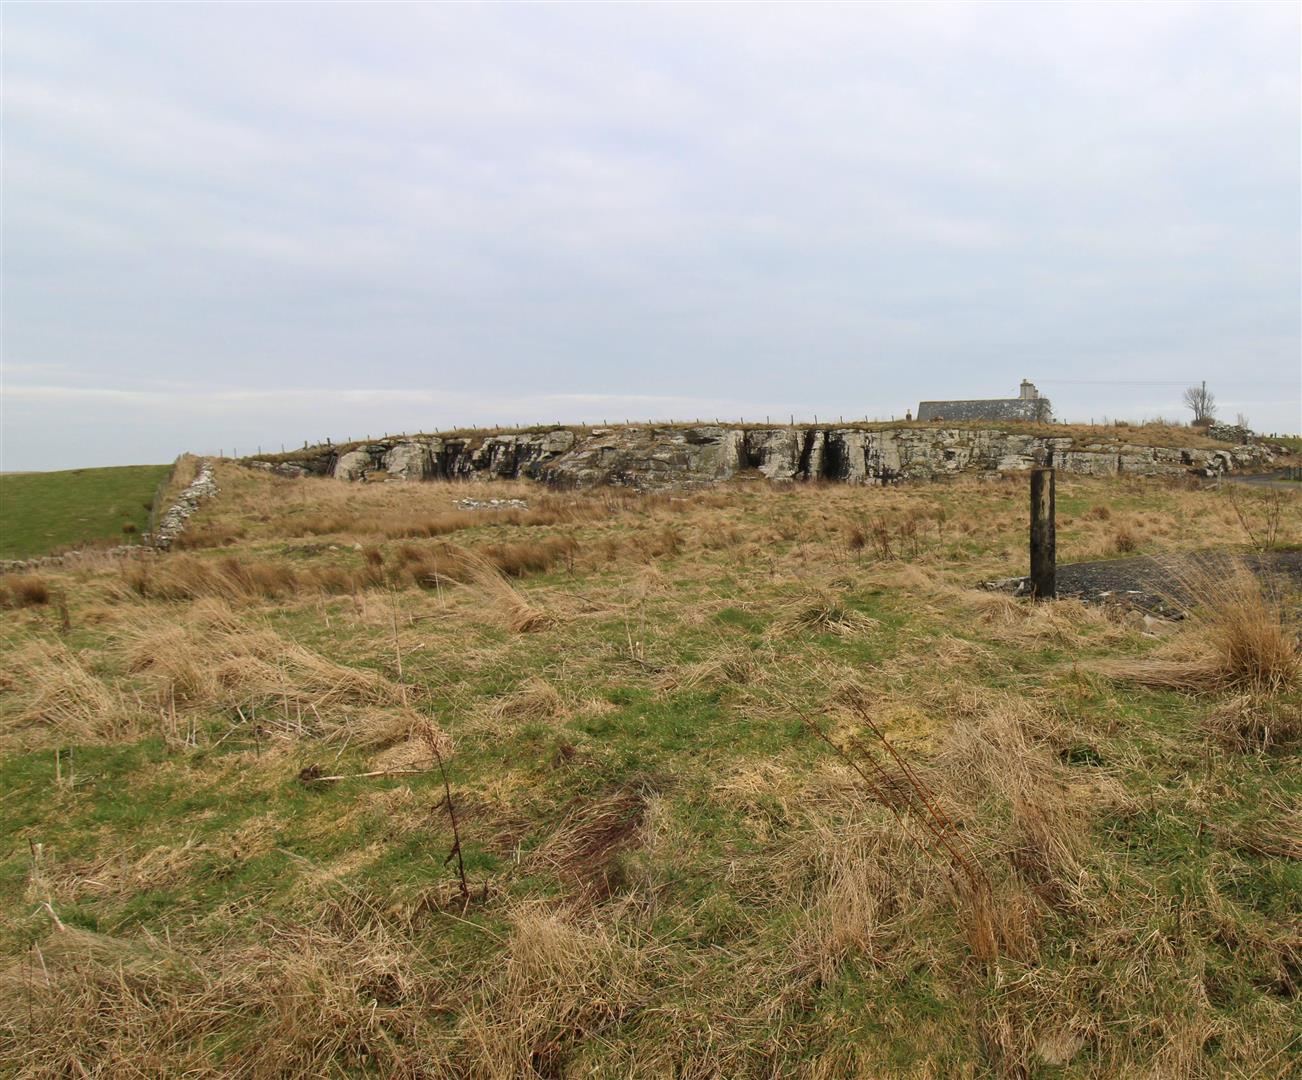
<box><xmin>208</xmin><ymin>416</ymin><xmax>1299</xmax><ymax>460</ymax></box>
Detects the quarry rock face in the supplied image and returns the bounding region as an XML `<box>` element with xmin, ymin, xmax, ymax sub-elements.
<box><xmin>383</xmin><ymin>441</ymin><xmax>436</xmax><ymax>480</ymax></box>
<box><xmin>242</xmin><ymin>425</ymin><xmax>1278</xmax><ymax>489</ymax></box>
<box><xmin>334</xmin><ymin>449</ymin><xmax>377</xmax><ymax>482</ymax></box>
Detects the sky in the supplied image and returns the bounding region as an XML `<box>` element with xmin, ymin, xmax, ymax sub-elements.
<box><xmin>3</xmin><ymin>1</ymin><xmax>1299</xmax><ymax>470</ymax></box>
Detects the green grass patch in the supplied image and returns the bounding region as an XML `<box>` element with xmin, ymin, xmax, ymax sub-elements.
<box><xmin>0</xmin><ymin>464</ymin><xmax>170</xmax><ymax>558</ymax></box>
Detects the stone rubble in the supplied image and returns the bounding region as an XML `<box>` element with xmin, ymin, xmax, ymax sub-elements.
<box><xmin>455</xmin><ymin>498</ymin><xmax>530</xmax><ymax>511</ymax></box>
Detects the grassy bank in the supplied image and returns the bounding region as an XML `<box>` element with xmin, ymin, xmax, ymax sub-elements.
<box><xmin>0</xmin><ymin>464</ymin><xmax>170</xmax><ymax>560</ymax></box>
<box><xmin>1</xmin><ymin>465</ymin><xmax>1298</xmax><ymax>1075</ymax></box>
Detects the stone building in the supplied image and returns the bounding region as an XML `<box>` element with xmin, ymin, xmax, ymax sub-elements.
<box><xmin>917</xmin><ymin>380</ymin><xmax>1052</xmax><ymax>423</ymax></box>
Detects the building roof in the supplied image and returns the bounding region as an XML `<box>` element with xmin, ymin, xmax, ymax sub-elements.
<box><xmin>916</xmin><ymin>397</ymin><xmax>1049</xmax><ymax>422</ymax></box>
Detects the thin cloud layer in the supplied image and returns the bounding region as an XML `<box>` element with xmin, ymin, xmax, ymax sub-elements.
<box><xmin>3</xmin><ymin>2</ymin><xmax>1299</xmax><ymax>468</ymax></box>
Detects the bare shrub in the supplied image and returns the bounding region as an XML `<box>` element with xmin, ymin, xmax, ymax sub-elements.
<box><xmin>1111</xmin><ymin>527</ymin><xmax>1139</xmax><ymax>554</ymax></box>
<box><xmin>1227</xmin><ymin>487</ymin><xmax>1289</xmax><ymax>551</ymax></box>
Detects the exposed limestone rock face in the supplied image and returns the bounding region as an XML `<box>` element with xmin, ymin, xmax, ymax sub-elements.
<box><xmin>246</xmin><ymin>459</ymin><xmax>315</xmax><ymax>478</ymax></box>
<box><xmin>528</xmin><ymin>426</ymin><xmax>744</xmax><ymax>488</ymax></box>
<box><xmin>333</xmin><ymin>449</ymin><xmax>375</xmax><ymax>482</ymax></box>
<box><xmin>744</xmin><ymin>428</ymin><xmax>804</xmax><ymax>480</ymax></box>
<box><xmin>383</xmin><ymin>441</ymin><xmax>436</xmax><ymax>481</ymax></box>
<box><xmin>243</xmin><ymin>425</ymin><xmax>1278</xmax><ymax>489</ymax></box>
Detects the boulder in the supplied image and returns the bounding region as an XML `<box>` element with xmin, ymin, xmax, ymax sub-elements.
<box><xmin>333</xmin><ymin>449</ymin><xmax>374</xmax><ymax>481</ymax></box>
<box><xmin>383</xmin><ymin>441</ymin><xmax>434</xmax><ymax>480</ymax></box>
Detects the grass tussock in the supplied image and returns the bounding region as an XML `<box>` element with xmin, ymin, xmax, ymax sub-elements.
<box><xmin>0</xmin><ymin>919</ymin><xmax>455</xmax><ymax>1076</ymax></box>
<box><xmin>0</xmin><ymin>573</ymin><xmax>52</xmax><ymax>608</ymax></box>
<box><xmin>485</xmin><ymin>677</ymin><xmax>568</xmax><ymax>726</ymax></box>
<box><xmin>3</xmin><ymin>465</ymin><xmax>1299</xmax><ymax>1076</ymax></box>
<box><xmin>118</xmin><ymin>599</ymin><xmax>404</xmax><ymax>718</ymax></box>
<box><xmin>524</xmin><ymin>789</ymin><xmax>647</xmax><ymax>902</ymax></box>
<box><xmin>1099</xmin><ymin>562</ymin><xmax>1300</xmax><ymax>695</ymax></box>
<box><xmin>779</xmin><ymin>588</ymin><xmax>878</xmax><ymax>636</ymax></box>
<box><xmin>121</xmin><ymin>536</ymin><xmax>576</xmax><ymax>607</ymax></box>
<box><xmin>0</xmin><ymin>640</ymin><xmax>141</xmax><ymax>745</ymax></box>
<box><xmin>451</xmin><ymin>908</ymin><xmax>643</xmax><ymax>1075</ymax></box>
<box><xmin>1203</xmin><ymin>694</ymin><xmax>1302</xmax><ymax>752</ymax></box>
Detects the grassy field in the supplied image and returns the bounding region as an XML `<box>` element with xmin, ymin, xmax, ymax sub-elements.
<box><xmin>0</xmin><ymin>464</ymin><xmax>171</xmax><ymax>560</ymax></box>
<box><xmin>1</xmin><ymin>464</ymin><xmax>1298</xmax><ymax>1076</ymax></box>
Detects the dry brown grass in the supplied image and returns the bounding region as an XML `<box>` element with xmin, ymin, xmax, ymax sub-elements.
<box><xmin>0</xmin><ymin>915</ymin><xmax>457</xmax><ymax>1076</ymax></box>
<box><xmin>1202</xmin><ymin>694</ymin><xmax>1302</xmax><ymax>752</ymax></box>
<box><xmin>1099</xmin><ymin>562</ymin><xmax>1300</xmax><ymax>695</ymax></box>
<box><xmin>0</xmin><ymin>574</ymin><xmax>52</xmax><ymax>608</ymax></box>
<box><xmin>5</xmin><ymin>463</ymin><xmax>1300</xmax><ymax>1077</ymax></box>
<box><xmin>524</xmin><ymin>789</ymin><xmax>647</xmax><ymax>903</ymax></box>
<box><xmin>117</xmin><ymin>598</ymin><xmax>404</xmax><ymax>720</ymax></box>
<box><xmin>785</xmin><ymin>816</ymin><xmax>920</xmax><ymax>982</ymax></box>
<box><xmin>777</xmin><ymin>588</ymin><xmax>878</xmax><ymax>636</ymax></box>
<box><xmin>0</xmin><ymin>640</ymin><xmax>142</xmax><ymax>745</ymax></box>
<box><xmin>484</xmin><ymin>677</ymin><xmax>568</xmax><ymax>727</ymax></box>
<box><xmin>450</xmin><ymin>907</ymin><xmax>644</xmax><ymax>1076</ymax></box>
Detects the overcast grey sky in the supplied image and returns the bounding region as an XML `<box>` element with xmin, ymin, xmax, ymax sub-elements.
<box><xmin>3</xmin><ymin>1</ymin><xmax>1299</xmax><ymax>470</ymax></box>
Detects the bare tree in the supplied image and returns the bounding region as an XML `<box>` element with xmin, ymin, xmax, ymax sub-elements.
<box><xmin>1183</xmin><ymin>383</ymin><xmax>1216</xmax><ymax>425</ymax></box>
<box><xmin>1033</xmin><ymin>396</ymin><xmax>1053</xmax><ymax>423</ymax></box>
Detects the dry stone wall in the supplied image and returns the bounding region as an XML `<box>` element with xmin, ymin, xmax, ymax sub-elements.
<box><xmin>1</xmin><ymin>458</ymin><xmax>218</xmax><ymax>575</ymax></box>
<box><xmin>244</xmin><ymin>427</ymin><xmax>1277</xmax><ymax>490</ymax></box>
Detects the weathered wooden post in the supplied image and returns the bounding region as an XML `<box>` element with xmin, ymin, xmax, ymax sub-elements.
<box><xmin>1029</xmin><ymin>467</ymin><xmax>1056</xmax><ymax>600</ymax></box>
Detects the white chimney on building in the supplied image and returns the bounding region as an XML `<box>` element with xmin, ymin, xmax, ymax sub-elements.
<box><xmin>1019</xmin><ymin>379</ymin><xmax>1039</xmax><ymax>401</ymax></box>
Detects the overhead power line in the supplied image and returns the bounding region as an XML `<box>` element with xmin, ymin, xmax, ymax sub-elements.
<box><xmin>1035</xmin><ymin>378</ymin><xmax>1298</xmax><ymax>388</ymax></box>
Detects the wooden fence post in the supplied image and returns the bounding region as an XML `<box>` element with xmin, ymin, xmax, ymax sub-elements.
<box><xmin>1030</xmin><ymin>467</ymin><xmax>1056</xmax><ymax>600</ymax></box>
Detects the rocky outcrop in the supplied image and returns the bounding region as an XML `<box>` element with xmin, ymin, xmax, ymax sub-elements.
<box><xmin>242</xmin><ymin>426</ymin><xmax>1278</xmax><ymax>490</ymax></box>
